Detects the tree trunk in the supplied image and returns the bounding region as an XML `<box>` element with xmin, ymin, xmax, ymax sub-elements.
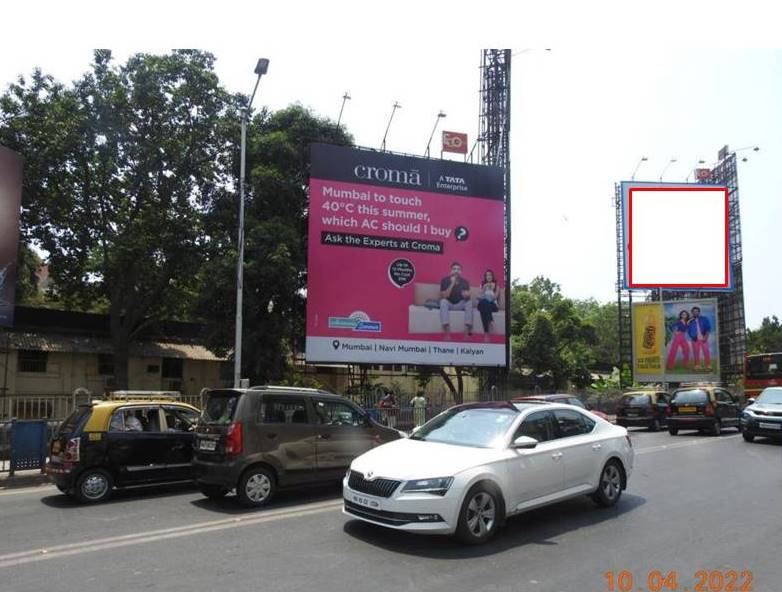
<box><xmin>438</xmin><ymin>367</ymin><xmax>463</xmax><ymax>404</ymax></box>
<box><xmin>109</xmin><ymin>309</ymin><xmax>133</xmax><ymax>392</ymax></box>
<box><xmin>455</xmin><ymin>367</ymin><xmax>464</xmax><ymax>404</ymax></box>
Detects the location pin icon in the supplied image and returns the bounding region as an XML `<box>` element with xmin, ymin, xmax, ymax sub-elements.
<box><xmin>332</xmin><ymin>340</ymin><xmax>340</xmax><ymax>350</ymax></box>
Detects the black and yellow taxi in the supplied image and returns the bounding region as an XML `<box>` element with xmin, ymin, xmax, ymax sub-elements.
<box><xmin>667</xmin><ymin>384</ymin><xmax>741</xmax><ymax>436</ymax></box>
<box><xmin>46</xmin><ymin>392</ymin><xmax>200</xmax><ymax>503</ymax></box>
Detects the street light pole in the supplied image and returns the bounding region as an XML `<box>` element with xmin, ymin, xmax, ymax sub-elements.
<box><xmin>424</xmin><ymin>111</ymin><xmax>446</xmax><ymax>157</ymax></box>
<box><xmin>380</xmin><ymin>101</ymin><xmax>401</xmax><ymax>152</ymax></box>
<box><xmin>630</xmin><ymin>156</ymin><xmax>648</xmax><ymax>181</ymax></box>
<box><xmin>234</xmin><ymin>58</ymin><xmax>269</xmax><ymax>389</ymax></box>
<box><xmin>658</xmin><ymin>158</ymin><xmax>677</xmax><ymax>182</ymax></box>
<box><xmin>337</xmin><ymin>92</ymin><xmax>351</xmax><ymax>129</ymax></box>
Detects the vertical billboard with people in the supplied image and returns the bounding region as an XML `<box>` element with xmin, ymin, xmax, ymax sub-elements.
<box><xmin>632</xmin><ymin>299</ymin><xmax>720</xmax><ymax>382</ymax></box>
<box><xmin>306</xmin><ymin>143</ymin><xmax>506</xmax><ymax>366</ymax></box>
<box><xmin>0</xmin><ymin>146</ymin><xmax>23</xmax><ymax>327</ymax></box>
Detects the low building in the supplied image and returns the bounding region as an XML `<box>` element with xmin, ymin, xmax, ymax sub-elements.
<box><xmin>0</xmin><ymin>306</ymin><xmax>229</xmax><ymax>418</ymax></box>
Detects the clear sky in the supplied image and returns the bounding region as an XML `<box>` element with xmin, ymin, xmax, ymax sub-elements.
<box><xmin>1</xmin><ymin>1</ymin><xmax>779</xmax><ymax>328</ymax></box>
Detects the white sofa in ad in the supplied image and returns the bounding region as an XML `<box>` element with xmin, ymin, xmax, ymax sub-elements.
<box><xmin>407</xmin><ymin>283</ymin><xmax>506</xmax><ymax>334</ymax></box>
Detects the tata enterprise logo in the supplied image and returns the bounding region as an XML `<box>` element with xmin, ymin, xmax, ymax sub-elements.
<box><xmin>435</xmin><ymin>174</ymin><xmax>468</xmax><ymax>193</ymax></box>
<box><xmin>328</xmin><ymin>310</ymin><xmax>382</xmax><ymax>332</ymax></box>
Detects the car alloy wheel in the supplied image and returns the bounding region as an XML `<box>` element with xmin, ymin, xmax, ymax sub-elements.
<box><xmin>76</xmin><ymin>469</ymin><xmax>113</xmax><ymax>503</ymax></box>
<box><xmin>593</xmin><ymin>461</ymin><xmax>623</xmax><ymax>507</ymax></box>
<box><xmin>466</xmin><ymin>492</ymin><xmax>496</xmax><ymax>537</ymax></box>
<box><xmin>456</xmin><ymin>484</ymin><xmax>502</xmax><ymax>545</ymax></box>
<box><xmin>238</xmin><ymin>467</ymin><xmax>276</xmax><ymax>507</ymax></box>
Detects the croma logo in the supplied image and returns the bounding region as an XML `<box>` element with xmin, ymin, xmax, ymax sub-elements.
<box><xmin>354</xmin><ymin>165</ymin><xmax>422</xmax><ymax>186</ymax></box>
<box><xmin>439</xmin><ymin>175</ymin><xmax>466</xmax><ymax>184</ymax></box>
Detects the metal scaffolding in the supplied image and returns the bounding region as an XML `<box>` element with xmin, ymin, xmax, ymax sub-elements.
<box><xmin>479</xmin><ymin>49</ymin><xmax>512</xmax><ymax>373</ymax></box>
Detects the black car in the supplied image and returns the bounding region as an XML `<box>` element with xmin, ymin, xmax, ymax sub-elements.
<box><xmin>667</xmin><ymin>386</ymin><xmax>741</xmax><ymax>436</ymax></box>
<box><xmin>615</xmin><ymin>391</ymin><xmax>670</xmax><ymax>431</ymax></box>
<box><xmin>193</xmin><ymin>386</ymin><xmax>401</xmax><ymax>507</ymax></box>
<box><xmin>46</xmin><ymin>395</ymin><xmax>200</xmax><ymax>503</ymax></box>
<box><xmin>740</xmin><ymin>387</ymin><xmax>782</xmax><ymax>442</ymax></box>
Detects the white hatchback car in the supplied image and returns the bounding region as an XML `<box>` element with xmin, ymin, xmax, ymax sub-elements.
<box><xmin>343</xmin><ymin>401</ymin><xmax>633</xmax><ymax>544</ymax></box>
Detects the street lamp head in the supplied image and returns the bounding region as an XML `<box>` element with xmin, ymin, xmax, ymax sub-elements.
<box><xmin>254</xmin><ymin>58</ymin><xmax>270</xmax><ymax>76</ymax></box>
<box><xmin>438</xmin><ymin>110</ymin><xmax>447</xmax><ymax>118</ymax></box>
<box><xmin>641</xmin><ymin>156</ymin><xmax>648</xmax><ymax>161</ymax></box>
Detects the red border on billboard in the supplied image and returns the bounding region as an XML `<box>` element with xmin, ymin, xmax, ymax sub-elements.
<box><xmin>628</xmin><ymin>186</ymin><xmax>730</xmax><ymax>289</ymax></box>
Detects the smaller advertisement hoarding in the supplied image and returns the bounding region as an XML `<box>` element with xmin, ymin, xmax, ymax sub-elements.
<box><xmin>632</xmin><ymin>298</ymin><xmax>720</xmax><ymax>383</ymax></box>
<box><xmin>0</xmin><ymin>146</ymin><xmax>23</xmax><ymax>327</ymax></box>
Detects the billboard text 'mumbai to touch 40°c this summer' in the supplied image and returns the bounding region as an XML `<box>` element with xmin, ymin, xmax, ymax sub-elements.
<box><xmin>305</xmin><ymin>144</ymin><xmax>506</xmax><ymax>367</ymax></box>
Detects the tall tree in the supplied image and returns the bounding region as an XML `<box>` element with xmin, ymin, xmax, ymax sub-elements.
<box><xmin>195</xmin><ymin>104</ymin><xmax>352</xmax><ymax>383</ymax></box>
<box><xmin>0</xmin><ymin>50</ymin><xmax>235</xmax><ymax>387</ymax></box>
<box><xmin>747</xmin><ymin>316</ymin><xmax>782</xmax><ymax>354</ymax></box>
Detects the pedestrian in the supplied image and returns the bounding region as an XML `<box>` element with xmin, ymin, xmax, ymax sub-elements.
<box><xmin>410</xmin><ymin>391</ymin><xmax>427</xmax><ymax>427</ymax></box>
<box><xmin>378</xmin><ymin>390</ymin><xmax>398</xmax><ymax>428</ymax></box>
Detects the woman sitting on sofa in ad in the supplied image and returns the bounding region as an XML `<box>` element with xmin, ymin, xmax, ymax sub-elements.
<box><xmin>477</xmin><ymin>269</ymin><xmax>500</xmax><ymax>342</ymax></box>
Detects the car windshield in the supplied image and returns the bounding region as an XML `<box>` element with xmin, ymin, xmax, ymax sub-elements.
<box><xmin>756</xmin><ymin>388</ymin><xmax>782</xmax><ymax>405</ymax></box>
<box><xmin>201</xmin><ymin>393</ymin><xmax>240</xmax><ymax>425</ymax></box>
<box><xmin>672</xmin><ymin>389</ymin><xmax>709</xmax><ymax>404</ymax></box>
<box><xmin>409</xmin><ymin>407</ymin><xmax>517</xmax><ymax>448</ymax></box>
<box><xmin>621</xmin><ymin>394</ymin><xmax>651</xmax><ymax>406</ymax></box>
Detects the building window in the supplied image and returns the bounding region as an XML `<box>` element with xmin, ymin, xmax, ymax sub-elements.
<box><xmin>162</xmin><ymin>358</ymin><xmax>184</xmax><ymax>379</ymax></box>
<box><xmin>98</xmin><ymin>354</ymin><xmax>114</xmax><ymax>376</ymax></box>
<box><xmin>18</xmin><ymin>350</ymin><xmax>48</xmax><ymax>373</ymax></box>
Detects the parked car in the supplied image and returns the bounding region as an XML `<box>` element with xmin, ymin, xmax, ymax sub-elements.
<box><xmin>740</xmin><ymin>386</ymin><xmax>782</xmax><ymax>442</ymax></box>
<box><xmin>512</xmin><ymin>394</ymin><xmax>610</xmax><ymax>421</ymax></box>
<box><xmin>615</xmin><ymin>390</ymin><xmax>670</xmax><ymax>431</ymax></box>
<box><xmin>667</xmin><ymin>386</ymin><xmax>741</xmax><ymax>436</ymax></box>
<box><xmin>343</xmin><ymin>401</ymin><xmax>634</xmax><ymax>545</ymax></box>
<box><xmin>193</xmin><ymin>386</ymin><xmax>401</xmax><ymax>507</ymax></box>
<box><xmin>45</xmin><ymin>393</ymin><xmax>200</xmax><ymax>503</ymax></box>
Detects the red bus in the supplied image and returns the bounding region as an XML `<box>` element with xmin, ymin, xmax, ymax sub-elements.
<box><xmin>744</xmin><ymin>352</ymin><xmax>782</xmax><ymax>400</ymax></box>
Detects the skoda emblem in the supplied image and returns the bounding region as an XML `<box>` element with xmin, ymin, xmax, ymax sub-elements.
<box><xmin>365</xmin><ymin>471</ymin><xmax>375</xmax><ymax>480</ymax></box>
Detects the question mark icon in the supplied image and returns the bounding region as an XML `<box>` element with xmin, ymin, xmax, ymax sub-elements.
<box><xmin>455</xmin><ymin>226</ymin><xmax>469</xmax><ymax>241</ymax></box>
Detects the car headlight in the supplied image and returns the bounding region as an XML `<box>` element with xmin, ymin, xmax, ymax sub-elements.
<box><xmin>401</xmin><ymin>477</ymin><xmax>454</xmax><ymax>496</ymax></box>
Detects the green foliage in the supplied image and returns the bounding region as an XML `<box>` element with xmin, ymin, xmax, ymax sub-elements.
<box><xmin>0</xmin><ymin>50</ymin><xmax>236</xmax><ymax>386</ymax></box>
<box><xmin>511</xmin><ymin>276</ymin><xmax>618</xmax><ymax>390</ymax></box>
<box><xmin>747</xmin><ymin>316</ymin><xmax>782</xmax><ymax>354</ymax></box>
<box><xmin>194</xmin><ymin>104</ymin><xmax>352</xmax><ymax>384</ymax></box>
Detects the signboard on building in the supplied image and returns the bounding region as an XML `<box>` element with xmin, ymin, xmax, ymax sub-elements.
<box><xmin>442</xmin><ymin>131</ymin><xmax>468</xmax><ymax>155</ymax></box>
<box><xmin>306</xmin><ymin>143</ymin><xmax>506</xmax><ymax>366</ymax></box>
<box><xmin>632</xmin><ymin>298</ymin><xmax>720</xmax><ymax>383</ymax></box>
<box><xmin>0</xmin><ymin>146</ymin><xmax>23</xmax><ymax>327</ymax></box>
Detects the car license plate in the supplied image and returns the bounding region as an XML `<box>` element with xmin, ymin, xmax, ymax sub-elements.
<box><xmin>198</xmin><ymin>439</ymin><xmax>217</xmax><ymax>451</ymax></box>
<box><xmin>679</xmin><ymin>406</ymin><xmax>697</xmax><ymax>413</ymax></box>
<box><xmin>758</xmin><ymin>422</ymin><xmax>781</xmax><ymax>430</ymax></box>
<box><xmin>350</xmin><ymin>493</ymin><xmax>381</xmax><ymax>510</ymax></box>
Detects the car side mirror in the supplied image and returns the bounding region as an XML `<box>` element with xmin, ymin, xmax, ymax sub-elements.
<box><xmin>511</xmin><ymin>435</ymin><xmax>538</xmax><ymax>449</ymax></box>
<box><xmin>746</xmin><ymin>398</ymin><xmax>755</xmax><ymax>405</ymax></box>
<box><xmin>585</xmin><ymin>403</ymin><xmax>593</xmax><ymax>410</ymax></box>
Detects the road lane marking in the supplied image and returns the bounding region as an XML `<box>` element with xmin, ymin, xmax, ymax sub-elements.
<box><xmin>0</xmin><ymin>485</ymin><xmax>56</xmax><ymax>497</ymax></box>
<box><xmin>635</xmin><ymin>434</ymin><xmax>741</xmax><ymax>455</ymax></box>
<box><xmin>0</xmin><ymin>499</ymin><xmax>344</xmax><ymax>569</ymax></box>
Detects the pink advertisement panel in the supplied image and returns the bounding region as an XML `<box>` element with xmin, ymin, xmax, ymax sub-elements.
<box><xmin>306</xmin><ymin>144</ymin><xmax>506</xmax><ymax>367</ymax></box>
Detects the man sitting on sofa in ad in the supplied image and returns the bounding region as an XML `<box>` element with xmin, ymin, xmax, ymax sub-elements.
<box><xmin>440</xmin><ymin>262</ymin><xmax>473</xmax><ymax>340</ymax></box>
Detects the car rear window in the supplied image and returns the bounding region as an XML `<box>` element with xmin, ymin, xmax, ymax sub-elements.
<box><xmin>672</xmin><ymin>389</ymin><xmax>709</xmax><ymax>404</ymax></box>
<box><xmin>57</xmin><ymin>406</ymin><xmax>92</xmax><ymax>435</ymax></box>
<box><xmin>621</xmin><ymin>394</ymin><xmax>651</xmax><ymax>406</ymax></box>
<box><xmin>201</xmin><ymin>392</ymin><xmax>241</xmax><ymax>425</ymax></box>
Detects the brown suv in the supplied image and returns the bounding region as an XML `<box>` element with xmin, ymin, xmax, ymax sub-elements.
<box><xmin>193</xmin><ymin>386</ymin><xmax>401</xmax><ymax>506</ymax></box>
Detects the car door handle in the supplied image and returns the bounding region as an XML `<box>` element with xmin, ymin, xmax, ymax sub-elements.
<box><xmin>551</xmin><ymin>452</ymin><xmax>563</xmax><ymax>460</ymax></box>
<box><xmin>592</xmin><ymin>443</ymin><xmax>602</xmax><ymax>450</ymax></box>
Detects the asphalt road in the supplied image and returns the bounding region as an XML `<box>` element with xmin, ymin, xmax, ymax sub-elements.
<box><xmin>0</xmin><ymin>429</ymin><xmax>780</xmax><ymax>592</ymax></box>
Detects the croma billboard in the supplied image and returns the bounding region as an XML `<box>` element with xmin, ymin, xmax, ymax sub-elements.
<box><xmin>306</xmin><ymin>144</ymin><xmax>506</xmax><ymax>367</ymax></box>
<box><xmin>0</xmin><ymin>146</ymin><xmax>23</xmax><ymax>327</ymax></box>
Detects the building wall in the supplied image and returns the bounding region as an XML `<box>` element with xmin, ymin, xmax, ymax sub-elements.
<box><xmin>0</xmin><ymin>348</ymin><xmax>224</xmax><ymax>397</ymax></box>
